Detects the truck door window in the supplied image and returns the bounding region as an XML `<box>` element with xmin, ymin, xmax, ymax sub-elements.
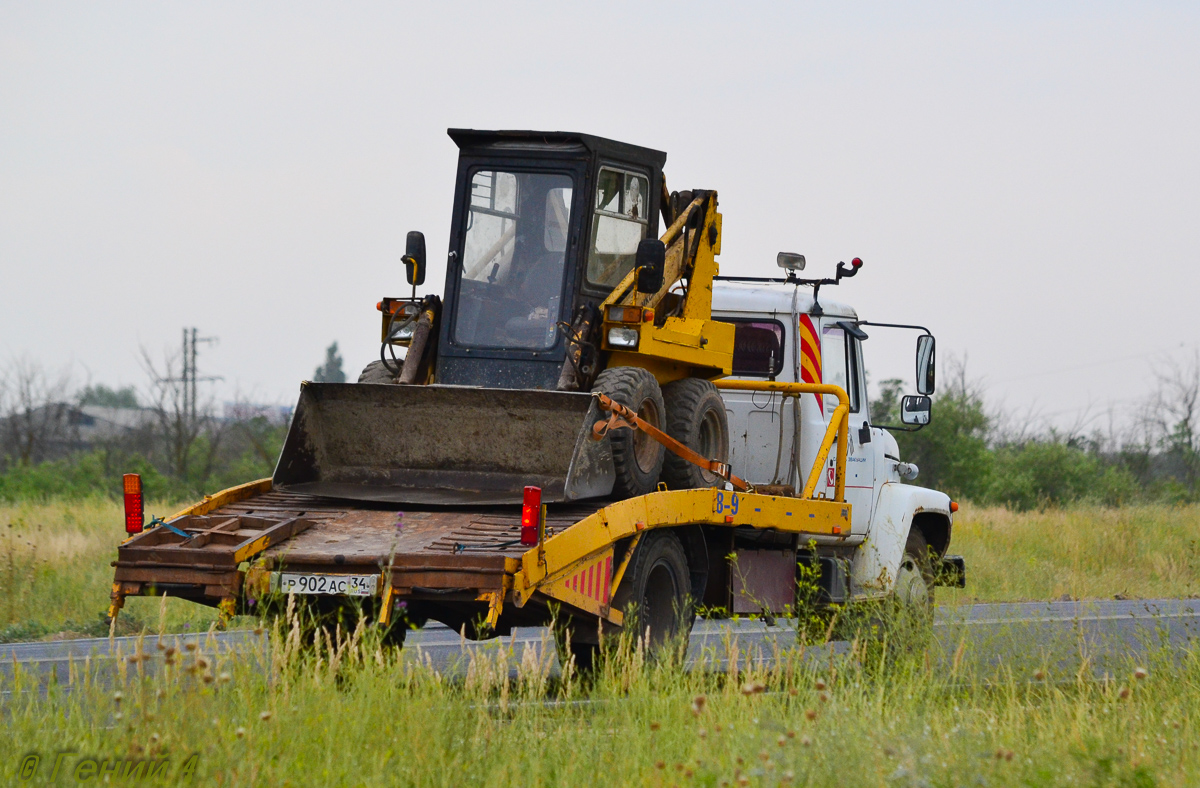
<box><xmin>717</xmin><ymin>319</ymin><xmax>786</xmax><ymax>377</ymax></box>
<box><xmin>587</xmin><ymin>167</ymin><xmax>649</xmax><ymax>288</ymax></box>
<box><xmin>455</xmin><ymin>169</ymin><xmax>574</xmax><ymax>350</ymax></box>
<box><xmin>848</xmin><ymin>337</ymin><xmax>865</xmax><ymax>415</ymax></box>
<box><xmin>820</xmin><ymin>325</ymin><xmax>862</xmax><ymax>414</ymax></box>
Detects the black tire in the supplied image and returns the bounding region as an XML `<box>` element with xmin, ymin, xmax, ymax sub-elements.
<box><xmin>592</xmin><ymin>367</ymin><xmax>666</xmax><ymax>498</ymax></box>
<box><xmin>611</xmin><ymin>530</ymin><xmax>694</xmax><ymax>659</ymax></box>
<box><xmin>357</xmin><ymin>360</ymin><xmax>398</xmax><ymax>384</ymax></box>
<box><xmin>896</xmin><ymin>529</ymin><xmax>935</xmax><ymax>616</ymax></box>
<box><xmin>660</xmin><ymin>378</ymin><xmax>730</xmax><ymax>489</ymax></box>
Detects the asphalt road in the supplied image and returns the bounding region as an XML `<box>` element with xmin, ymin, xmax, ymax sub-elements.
<box><xmin>2</xmin><ymin>599</ymin><xmax>1196</xmax><ymax>690</ymax></box>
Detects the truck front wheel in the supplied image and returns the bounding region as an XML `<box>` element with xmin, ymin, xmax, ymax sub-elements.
<box><xmin>896</xmin><ymin>529</ymin><xmax>935</xmax><ymax>617</ymax></box>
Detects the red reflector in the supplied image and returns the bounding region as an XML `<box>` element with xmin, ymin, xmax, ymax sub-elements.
<box><xmin>643</xmin><ymin>308</ymin><xmax>654</xmax><ymax>323</ymax></box>
<box><xmin>123</xmin><ymin>473</ymin><xmax>144</xmax><ymax>534</ymax></box>
<box><xmin>521</xmin><ymin>486</ymin><xmax>542</xmax><ymax>546</ymax></box>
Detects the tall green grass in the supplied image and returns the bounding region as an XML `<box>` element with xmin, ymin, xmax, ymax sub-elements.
<box><xmin>3</xmin><ymin>610</ymin><xmax>1195</xmax><ymax>786</ymax></box>
<box><xmin>942</xmin><ymin>503</ymin><xmax>1200</xmax><ymax>603</ymax></box>
<box><xmin>0</xmin><ymin>498</ymin><xmax>223</xmax><ymax>641</ymax></box>
<box><xmin>2</xmin><ymin>500</ymin><xmax>1198</xmax><ymax>641</ymax></box>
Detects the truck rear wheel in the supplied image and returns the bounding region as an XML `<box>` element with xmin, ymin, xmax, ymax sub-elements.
<box><xmin>660</xmin><ymin>378</ymin><xmax>730</xmax><ymax>489</ymax></box>
<box><xmin>612</xmin><ymin>529</ymin><xmax>694</xmax><ymax>660</ymax></box>
<box><xmin>592</xmin><ymin>367</ymin><xmax>665</xmax><ymax>498</ymax></box>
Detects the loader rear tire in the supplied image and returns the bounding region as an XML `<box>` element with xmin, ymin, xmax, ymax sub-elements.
<box><xmin>660</xmin><ymin>378</ymin><xmax>730</xmax><ymax>489</ymax></box>
<box><xmin>357</xmin><ymin>360</ymin><xmax>398</xmax><ymax>384</ymax></box>
<box><xmin>611</xmin><ymin>529</ymin><xmax>694</xmax><ymax>661</ymax></box>
<box><xmin>592</xmin><ymin>367</ymin><xmax>665</xmax><ymax>498</ymax></box>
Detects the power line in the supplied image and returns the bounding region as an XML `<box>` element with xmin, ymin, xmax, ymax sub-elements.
<box><xmin>162</xmin><ymin>327</ymin><xmax>221</xmax><ymax>426</ymax></box>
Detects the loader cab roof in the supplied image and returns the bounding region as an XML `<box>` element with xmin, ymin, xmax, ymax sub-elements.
<box><xmin>712</xmin><ymin>278</ymin><xmax>859</xmax><ymax>320</ymax></box>
<box><xmin>437</xmin><ymin>129</ymin><xmax>668</xmax><ymax>390</ymax></box>
<box><xmin>448</xmin><ymin>129</ymin><xmax>667</xmax><ymax>170</ymax></box>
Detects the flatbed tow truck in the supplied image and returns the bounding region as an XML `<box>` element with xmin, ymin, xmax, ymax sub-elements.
<box><xmin>109</xmin><ymin>130</ymin><xmax>961</xmax><ymax>658</ymax></box>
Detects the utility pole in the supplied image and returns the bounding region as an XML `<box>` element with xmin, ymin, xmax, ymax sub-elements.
<box><xmin>177</xmin><ymin>328</ymin><xmax>221</xmax><ymax>428</ymax></box>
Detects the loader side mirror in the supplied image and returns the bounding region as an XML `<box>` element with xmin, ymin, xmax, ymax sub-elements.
<box><xmin>403</xmin><ymin>231</ymin><xmax>426</xmax><ymax>286</ymax></box>
<box><xmin>634</xmin><ymin>239</ymin><xmax>665</xmax><ymax>294</ymax></box>
<box><xmin>900</xmin><ymin>395</ymin><xmax>932</xmax><ymax>426</ymax></box>
<box><xmin>915</xmin><ymin>334</ymin><xmax>935</xmax><ymax>395</ymax></box>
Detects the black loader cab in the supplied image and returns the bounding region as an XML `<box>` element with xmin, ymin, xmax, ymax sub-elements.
<box><xmin>436</xmin><ymin>129</ymin><xmax>667</xmax><ymax>390</ymax></box>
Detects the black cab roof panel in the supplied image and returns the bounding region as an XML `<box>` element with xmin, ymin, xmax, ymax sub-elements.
<box><xmin>447</xmin><ymin>128</ymin><xmax>667</xmax><ymax>168</ymax></box>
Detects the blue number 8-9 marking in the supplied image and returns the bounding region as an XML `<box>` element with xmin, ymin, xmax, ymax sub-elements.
<box><xmin>715</xmin><ymin>491</ymin><xmax>740</xmax><ymax>515</ymax></box>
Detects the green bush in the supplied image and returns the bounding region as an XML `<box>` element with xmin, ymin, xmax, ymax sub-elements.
<box><xmin>984</xmin><ymin>441</ymin><xmax>1144</xmax><ymax>511</ymax></box>
<box><xmin>875</xmin><ymin>378</ymin><xmax>993</xmax><ymax>501</ymax></box>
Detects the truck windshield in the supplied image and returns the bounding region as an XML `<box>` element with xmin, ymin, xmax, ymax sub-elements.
<box><xmin>454</xmin><ymin>169</ymin><xmax>574</xmax><ymax>350</ymax></box>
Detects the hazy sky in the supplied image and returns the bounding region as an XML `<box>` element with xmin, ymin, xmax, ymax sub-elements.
<box><xmin>2</xmin><ymin>2</ymin><xmax>1197</xmax><ymax>433</ymax></box>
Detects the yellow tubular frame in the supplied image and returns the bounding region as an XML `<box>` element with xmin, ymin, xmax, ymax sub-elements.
<box><xmin>713</xmin><ymin>381</ymin><xmax>849</xmax><ymax>501</ymax></box>
<box><xmin>515</xmin><ymin>382</ymin><xmax>853</xmax><ymax>621</ymax></box>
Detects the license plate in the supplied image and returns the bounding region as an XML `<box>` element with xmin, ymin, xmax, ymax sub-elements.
<box><xmin>273</xmin><ymin>573</ymin><xmax>379</xmax><ymax>596</ymax></box>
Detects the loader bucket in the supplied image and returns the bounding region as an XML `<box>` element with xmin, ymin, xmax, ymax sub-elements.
<box><xmin>273</xmin><ymin>383</ymin><xmax>616</xmax><ymax>506</ymax></box>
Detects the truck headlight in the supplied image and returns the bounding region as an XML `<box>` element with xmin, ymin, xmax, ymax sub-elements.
<box><xmin>607</xmin><ymin>327</ymin><xmax>639</xmax><ymax>349</ymax></box>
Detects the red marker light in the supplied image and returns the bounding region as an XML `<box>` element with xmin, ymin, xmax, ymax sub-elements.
<box><xmin>521</xmin><ymin>486</ymin><xmax>542</xmax><ymax>546</ymax></box>
<box><xmin>123</xmin><ymin>473</ymin><xmax>144</xmax><ymax>534</ymax></box>
<box><xmin>950</xmin><ymin>500</ymin><xmax>959</xmax><ymax>513</ymax></box>
<box><xmin>851</xmin><ymin>257</ymin><xmax>862</xmax><ymax>268</ymax></box>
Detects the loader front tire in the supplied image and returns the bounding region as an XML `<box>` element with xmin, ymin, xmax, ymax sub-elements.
<box><xmin>592</xmin><ymin>367</ymin><xmax>665</xmax><ymax>498</ymax></box>
<box><xmin>660</xmin><ymin>378</ymin><xmax>730</xmax><ymax>489</ymax></box>
<box><xmin>357</xmin><ymin>360</ymin><xmax>398</xmax><ymax>384</ymax></box>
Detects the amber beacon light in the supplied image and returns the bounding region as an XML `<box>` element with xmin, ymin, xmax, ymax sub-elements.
<box><xmin>123</xmin><ymin>473</ymin><xmax>144</xmax><ymax>534</ymax></box>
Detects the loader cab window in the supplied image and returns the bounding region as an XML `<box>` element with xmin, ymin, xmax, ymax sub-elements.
<box><xmin>718</xmin><ymin>318</ymin><xmax>786</xmax><ymax>377</ymax></box>
<box><xmin>455</xmin><ymin>169</ymin><xmax>574</xmax><ymax>350</ymax></box>
<box><xmin>586</xmin><ymin>167</ymin><xmax>650</xmax><ymax>288</ymax></box>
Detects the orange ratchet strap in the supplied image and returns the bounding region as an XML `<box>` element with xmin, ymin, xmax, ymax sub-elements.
<box><xmin>591</xmin><ymin>393</ymin><xmax>752</xmax><ymax>492</ymax></box>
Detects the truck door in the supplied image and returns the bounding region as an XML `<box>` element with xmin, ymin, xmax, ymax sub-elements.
<box><xmin>716</xmin><ymin>317</ymin><xmax>796</xmax><ymax>485</ymax></box>
<box><xmin>819</xmin><ymin>321</ymin><xmax>875</xmax><ymax>534</ymax></box>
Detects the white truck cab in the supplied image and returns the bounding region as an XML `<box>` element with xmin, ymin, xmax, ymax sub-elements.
<box><xmin>711</xmin><ymin>277</ymin><xmax>963</xmax><ymax>606</ymax></box>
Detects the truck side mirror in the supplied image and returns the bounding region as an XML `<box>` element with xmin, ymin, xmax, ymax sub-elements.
<box><xmin>915</xmin><ymin>334</ymin><xmax>935</xmax><ymax>395</ymax></box>
<box><xmin>900</xmin><ymin>395</ymin><xmax>932</xmax><ymax>426</ymax></box>
<box><xmin>634</xmin><ymin>239</ymin><xmax>665</xmax><ymax>294</ymax></box>
<box><xmin>403</xmin><ymin>231</ymin><xmax>426</xmax><ymax>286</ymax></box>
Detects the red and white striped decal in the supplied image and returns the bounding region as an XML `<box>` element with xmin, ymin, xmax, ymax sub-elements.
<box><xmin>798</xmin><ymin>313</ymin><xmax>823</xmax><ymax>414</ymax></box>
<box><xmin>566</xmin><ymin>554</ymin><xmax>613</xmax><ymax>604</ymax></box>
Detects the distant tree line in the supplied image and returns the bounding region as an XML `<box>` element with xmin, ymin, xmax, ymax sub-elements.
<box><xmin>0</xmin><ymin>357</ymin><xmax>296</xmax><ymax>503</ymax></box>
<box><xmin>1</xmin><ymin>337</ymin><xmax>1195</xmax><ymax>509</ymax></box>
<box><xmin>871</xmin><ymin>352</ymin><xmax>1200</xmax><ymax>509</ymax></box>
